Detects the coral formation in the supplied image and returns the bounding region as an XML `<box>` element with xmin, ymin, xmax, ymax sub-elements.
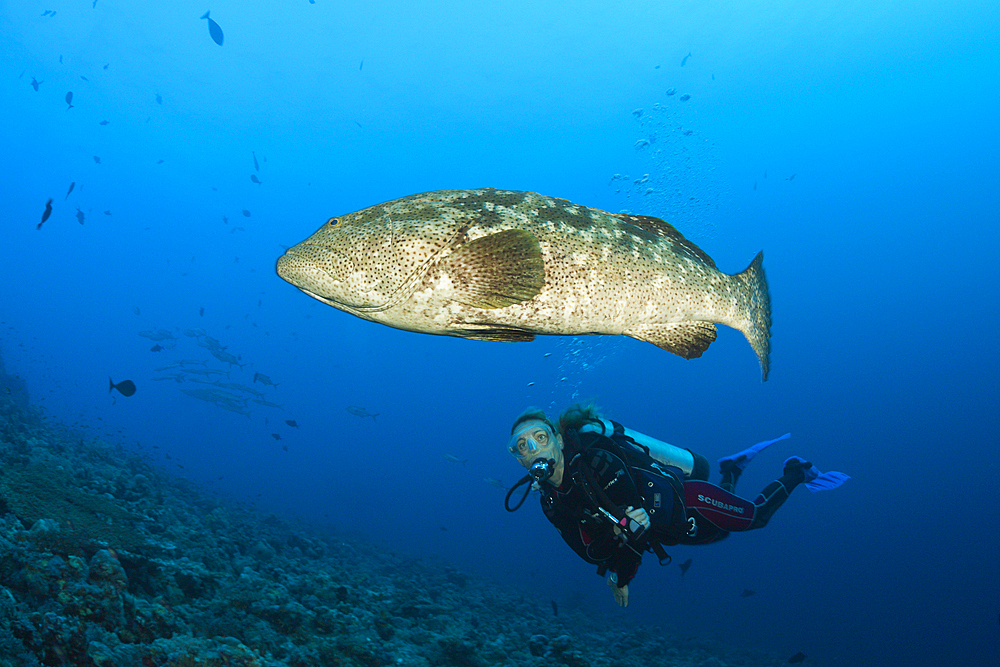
<box><xmin>0</xmin><ymin>380</ymin><xmax>781</xmax><ymax>667</ymax></box>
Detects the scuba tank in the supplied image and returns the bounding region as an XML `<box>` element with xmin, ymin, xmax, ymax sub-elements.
<box><xmin>580</xmin><ymin>418</ymin><xmax>698</xmax><ymax>477</ymax></box>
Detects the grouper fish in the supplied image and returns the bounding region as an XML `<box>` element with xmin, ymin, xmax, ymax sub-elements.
<box><xmin>276</xmin><ymin>189</ymin><xmax>772</xmax><ymax>379</ymax></box>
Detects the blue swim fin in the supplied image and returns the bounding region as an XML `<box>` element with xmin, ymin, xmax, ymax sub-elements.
<box><xmin>718</xmin><ymin>432</ymin><xmax>791</xmax><ymax>473</ymax></box>
<box><xmin>784</xmin><ymin>456</ymin><xmax>850</xmax><ymax>492</ymax></box>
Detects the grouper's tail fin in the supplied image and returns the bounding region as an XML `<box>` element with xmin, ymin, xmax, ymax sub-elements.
<box><xmin>734</xmin><ymin>251</ymin><xmax>771</xmax><ymax>381</ymax></box>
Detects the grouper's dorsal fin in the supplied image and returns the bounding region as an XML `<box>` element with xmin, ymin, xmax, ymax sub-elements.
<box><xmin>616</xmin><ymin>213</ymin><xmax>717</xmax><ymax>269</ymax></box>
<box><xmin>627</xmin><ymin>321</ymin><xmax>718</xmax><ymax>359</ymax></box>
<box><xmin>440</xmin><ymin>229</ymin><xmax>545</xmax><ymax>309</ymax></box>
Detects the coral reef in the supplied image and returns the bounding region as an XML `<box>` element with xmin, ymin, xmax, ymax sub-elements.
<box><xmin>0</xmin><ymin>387</ymin><xmax>782</xmax><ymax>667</ymax></box>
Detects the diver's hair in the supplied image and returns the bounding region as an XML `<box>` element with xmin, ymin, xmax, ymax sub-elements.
<box><xmin>510</xmin><ymin>407</ymin><xmax>555</xmax><ymax>435</ymax></box>
<box><xmin>558</xmin><ymin>402</ymin><xmax>603</xmax><ymax>435</ymax></box>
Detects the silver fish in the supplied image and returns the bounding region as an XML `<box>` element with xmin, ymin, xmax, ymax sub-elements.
<box><xmin>276</xmin><ymin>189</ymin><xmax>772</xmax><ymax>379</ymax></box>
<box><xmin>346</xmin><ymin>406</ymin><xmax>378</xmax><ymax>420</ymax></box>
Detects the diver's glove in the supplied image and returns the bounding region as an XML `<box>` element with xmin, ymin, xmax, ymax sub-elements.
<box><xmin>607</xmin><ymin>573</ymin><xmax>629</xmax><ymax>607</ymax></box>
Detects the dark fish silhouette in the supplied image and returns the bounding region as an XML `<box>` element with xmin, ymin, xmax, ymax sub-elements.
<box><xmin>81</xmin><ymin>75</ymin><xmax>89</xmax><ymax>81</ymax></box>
<box><xmin>679</xmin><ymin>558</ymin><xmax>692</xmax><ymax>576</ymax></box>
<box><xmin>201</xmin><ymin>11</ymin><xmax>224</xmax><ymax>46</ymax></box>
<box><xmin>37</xmin><ymin>198</ymin><xmax>53</xmax><ymax>230</ymax></box>
<box><xmin>679</xmin><ymin>94</ymin><xmax>691</xmax><ymax>101</ymax></box>
<box><xmin>104</xmin><ymin>210</ymin><xmax>112</xmax><ymax>215</ymax></box>
<box><xmin>753</xmin><ymin>181</ymin><xmax>757</xmax><ymax>191</ymax></box>
<box><xmin>30</xmin><ymin>77</ymin><xmax>42</xmax><ymax>91</ymax></box>
<box><xmin>285</xmin><ymin>420</ymin><xmax>299</xmax><ymax>428</ymax></box>
<box><xmin>271</xmin><ymin>433</ymin><xmax>282</xmax><ymax>441</ymax></box>
<box><xmin>346</xmin><ymin>406</ymin><xmax>378</xmax><ymax>421</ymax></box>
<box><xmin>199</xmin><ymin>307</ymin><xmax>205</xmax><ymax>316</ymax></box>
<box><xmin>253</xmin><ymin>372</ymin><xmax>278</xmax><ymax>387</ymax></box>
<box><xmin>253</xmin><ymin>151</ymin><xmax>259</xmax><ymax>171</ymax></box>
<box><xmin>242</xmin><ymin>209</ymin><xmax>251</xmax><ymax>217</ymax></box>
<box><xmin>787</xmin><ymin>173</ymin><xmax>797</xmax><ymax>181</ymax></box>
<box><xmin>681</xmin><ymin>52</ymin><xmax>691</xmax><ymax>66</ymax></box>
<box><xmin>550</xmin><ymin>600</ymin><xmax>558</xmax><ymax>616</ymax></box>
<box><xmin>739</xmin><ymin>589</ymin><xmax>756</xmax><ymax>598</ymax></box>
<box><xmin>108</xmin><ymin>377</ymin><xmax>136</xmax><ymax>397</ymax></box>
<box><xmin>666</xmin><ymin>87</ymin><xmax>676</xmax><ymax>96</ymax></box>
<box><xmin>150</xmin><ymin>344</ymin><xmax>163</xmax><ymax>352</ymax></box>
<box><xmin>103</xmin><ymin>63</ymin><xmax>109</xmax><ymax>70</ymax></box>
<box><xmin>99</xmin><ymin>120</ymin><xmax>109</xmax><ymax>125</ymax></box>
<box><xmin>360</xmin><ymin>59</ymin><xmax>364</xmax><ymax>70</ymax></box>
<box><xmin>156</xmin><ymin>93</ymin><xmax>162</xmax><ymax>105</ymax></box>
<box><xmin>65</xmin><ymin>91</ymin><xmax>74</xmax><ymax>110</ymax></box>
<box><xmin>93</xmin><ymin>155</ymin><xmax>101</xmax><ymax>164</ymax></box>
<box><xmin>75</xmin><ymin>207</ymin><xmax>85</xmax><ymax>225</ymax></box>
<box><xmin>251</xmin><ymin>175</ymin><xmax>261</xmax><ymax>184</ymax></box>
<box><xmin>788</xmin><ymin>652</ymin><xmax>806</xmax><ymax>664</ymax></box>
<box><xmin>64</xmin><ymin>182</ymin><xmax>75</xmax><ymax>200</ymax></box>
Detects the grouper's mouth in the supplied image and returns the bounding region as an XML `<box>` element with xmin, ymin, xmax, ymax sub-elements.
<box><xmin>276</xmin><ymin>249</ymin><xmax>388</xmax><ymax>313</ymax></box>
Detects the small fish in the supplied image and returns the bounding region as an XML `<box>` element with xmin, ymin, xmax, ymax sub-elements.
<box><xmin>64</xmin><ymin>182</ymin><xmax>75</xmax><ymax>200</ymax></box>
<box><xmin>150</xmin><ymin>344</ymin><xmax>163</xmax><ymax>352</ymax></box>
<box><xmin>282</xmin><ymin>444</ymin><xmax>288</xmax><ymax>451</ymax></box>
<box><xmin>787</xmin><ymin>173</ymin><xmax>797</xmax><ymax>181</ymax></box>
<box><xmin>285</xmin><ymin>420</ymin><xmax>299</xmax><ymax>428</ymax></box>
<box><xmin>199</xmin><ymin>307</ymin><xmax>205</xmax><ymax>316</ymax></box>
<box><xmin>753</xmin><ymin>181</ymin><xmax>757</xmax><ymax>191</ymax></box>
<box><xmin>99</xmin><ymin>120</ymin><xmax>108</xmax><ymax>125</ymax></box>
<box><xmin>355</xmin><ymin>121</ymin><xmax>362</xmax><ymax>129</ymax></box>
<box><xmin>104</xmin><ymin>63</ymin><xmax>109</xmax><ymax>70</ymax></box>
<box><xmin>104</xmin><ymin>210</ymin><xmax>111</xmax><ymax>215</ymax></box>
<box><xmin>550</xmin><ymin>600</ymin><xmax>558</xmax><ymax>616</ymax></box>
<box><xmin>788</xmin><ymin>653</ymin><xmax>806</xmax><ymax>664</ymax></box>
<box><xmin>81</xmin><ymin>75</ymin><xmax>89</xmax><ymax>81</ymax></box>
<box><xmin>201</xmin><ymin>10</ymin><xmax>225</xmax><ymax>46</ymax></box>
<box><xmin>157</xmin><ymin>159</ymin><xmax>164</xmax><ymax>164</ymax></box>
<box><xmin>155</xmin><ymin>93</ymin><xmax>162</xmax><ymax>105</ymax></box>
<box><xmin>133</xmin><ymin>306</ymin><xmax>140</xmax><ymax>315</ymax></box>
<box><xmin>442</xmin><ymin>454</ymin><xmax>467</xmax><ymax>466</ymax></box>
<box><xmin>360</xmin><ymin>59</ymin><xmax>364</xmax><ymax>70</ymax></box>
<box><xmin>679</xmin><ymin>558</ymin><xmax>693</xmax><ymax>576</ymax></box>
<box><xmin>252</xmin><ymin>398</ymin><xmax>284</xmax><ymax>409</ymax></box>
<box><xmin>739</xmin><ymin>589</ymin><xmax>756</xmax><ymax>598</ymax></box>
<box><xmin>253</xmin><ymin>151</ymin><xmax>259</xmax><ymax>171</ymax></box>
<box><xmin>30</xmin><ymin>77</ymin><xmax>42</xmax><ymax>91</ymax></box>
<box><xmin>484</xmin><ymin>477</ymin><xmax>506</xmax><ymax>490</ymax></box>
<box><xmin>665</xmin><ymin>87</ymin><xmax>676</xmax><ymax>96</ymax></box>
<box><xmin>271</xmin><ymin>433</ymin><xmax>282</xmax><ymax>441</ymax></box>
<box><xmin>681</xmin><ymin>52</ymin><xmax>691</xmax><ymax>67</ymax></box>
<box><xmin>75</xmin><ymin>207</ymin><xmax>85</xmax><ymax>225</ymax></box>
<box><xmin>252</xmin><ymin>372</ymin><xmax>278</xmax><ymax>387</ymax></box>
<box><xmin>108</xmin><ymin>377</ymin><xmax>136</xmax><ymax>397</ymax></box>
<box><xmin>242</xmin><ymin>209</ymin><xmax>251</xmax><ymax>217</ymax></box>
<box><xmin>65</xmin><ymin>91</ymin><xmax>74</xmax><ymax>110</ymax></box>
<box><xmin>679</xmin><ymin>93</ymin><xmax>691</xmax><ymax>101</ymax></box>
<box><xmin>37</xmin><ymin>198</ymin><xmax>53</xmax><ymax>230</ymax></box>
<box><xmin>346</xmin><ymin>406</ymin><xmax>378</xmax><ymax>421</ymax></box>
<box><xmin>251</xmin><ymin>175</ymin><xmax>261</xmax><ymax>184</ymax></box>
<box><xmin>93</xmin><ymin>155</ymin><xmax>101</xmax><ymax>164</ymax></box>
<box><xmin>222</xmin><ymin>215</ymin><xmax>228</xmax><ymax>224</ymax></box>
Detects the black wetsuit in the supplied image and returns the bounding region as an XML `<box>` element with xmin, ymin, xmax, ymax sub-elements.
<box><xmin>539</xmin><ymin>427</ymin><xmax>807</xmax><ymax>589</ymax></box>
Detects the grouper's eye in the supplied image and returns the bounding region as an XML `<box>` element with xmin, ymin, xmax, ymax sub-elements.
<box><xmin>326</xmin><ymin>217</ymin><xmax>341</xmax><ymax>228</ymax></box>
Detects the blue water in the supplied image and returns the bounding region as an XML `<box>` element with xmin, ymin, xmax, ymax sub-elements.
<box><xmin>2</xmin><ymin>1</ymin><xmax>998</xmax><ymax>665</ymax></box>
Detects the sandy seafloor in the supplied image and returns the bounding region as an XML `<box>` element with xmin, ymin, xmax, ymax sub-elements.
<box><xmin>0</xmin><ymin>348</ymin><xmax>792</xmax><ymax>667</ymax></box>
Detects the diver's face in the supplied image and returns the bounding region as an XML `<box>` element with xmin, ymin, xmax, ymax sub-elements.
<box><xmin>508</xmin><ymin>420</ymin><xmax>563</xmax><ymax>470</ymax></box>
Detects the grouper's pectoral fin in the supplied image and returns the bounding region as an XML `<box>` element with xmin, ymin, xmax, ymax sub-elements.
<box><xmin>447</xmin><ymin>326</ymin><xmax>536</xmax><ymax>343</ymax></box>
<box><xmin>627</xmin><ymin>322</ymin><xmax>718</xmax><ymax>359</ymax></box>
<box><xmin>439</xmin><ymin>229</ymin><xmax>545</xmax><ymax>309</ymax></box>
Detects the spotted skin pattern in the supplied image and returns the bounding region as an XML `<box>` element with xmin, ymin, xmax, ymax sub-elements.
<box><xmin>276</xmin><ymin>189</ymin><xmax>772</xmax><ymax>379</ymax></box>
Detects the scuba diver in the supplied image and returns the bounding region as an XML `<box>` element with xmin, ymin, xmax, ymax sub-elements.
<box><xmin>505</xmin><ymin>404</ymin><xmax>849</xmax><ymax>607</ymax></box>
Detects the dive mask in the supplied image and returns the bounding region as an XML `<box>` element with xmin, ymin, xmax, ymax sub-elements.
<box><xmin>507</xmin><ymin>422</ymin><xmax>558</xmax><ymax>460</ymax></box>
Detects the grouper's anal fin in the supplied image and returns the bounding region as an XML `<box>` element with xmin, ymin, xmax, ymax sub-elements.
<box><xmin>627</xmin><ymin>322</ymin><xmax>718</xmax><ymax>360</ymax></box>
<box><xmin>440</xmin><ymin>229</ymin><xmax>544</xmax><ymax>309</ymax></box>
<box><xmin>447</xmin><ymin>326</ymin><xmax>536</xmax><ymax>343</ymax></box>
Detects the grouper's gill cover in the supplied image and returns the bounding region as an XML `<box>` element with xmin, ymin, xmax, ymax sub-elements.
<box><xmin>276</xmin><ymin>189</ymin><xmax>772</xmax><ymax>380</ymax></box>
